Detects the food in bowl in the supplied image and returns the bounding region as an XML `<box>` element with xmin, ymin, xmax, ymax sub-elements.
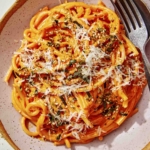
<box><xmin>5</xmin><ymin>1</ymin><xmax>146</xmax><ymax>148</ymax></box>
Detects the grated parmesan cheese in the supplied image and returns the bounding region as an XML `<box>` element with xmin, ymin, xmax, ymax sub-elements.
<box><xmin>75</xmin><ymin>27</ymin><xmax>90</xmax><ymax>41</ymax></box>
<box><xmin>72</xmin><ymin>131</ymin><xmax>80</xmax><ymax>140</ymax></box>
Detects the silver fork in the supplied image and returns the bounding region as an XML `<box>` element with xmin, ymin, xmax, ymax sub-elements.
<box><xmin>111</xmin><ymin>0</ymin><xmax>150</xmax><ymax>89</ymax></box>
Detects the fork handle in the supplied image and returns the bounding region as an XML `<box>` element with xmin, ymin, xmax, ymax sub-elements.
<box><xmin>142</xmin><ymin>38</ymin><xmax>150</xmax><ymax>89</ymax></box>
<box><xmin>134</xmin><ymin>0</ymin><xmax>150</xmax><ymax>36</ymax></box>
<box><xmin>143</xmin><ymin>60</ymin><xmax>150</xmax><ymax>90</ymax></box>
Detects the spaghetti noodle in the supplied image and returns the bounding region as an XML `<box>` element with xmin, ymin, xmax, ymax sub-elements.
<box><xmin>5</xmin><ymin>1</ymin><xmax>147</xmax><ymax>148</ymax></box>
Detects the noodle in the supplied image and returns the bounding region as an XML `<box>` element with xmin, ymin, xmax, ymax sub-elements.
<box><xmin>5</xmin><ymin>1</ymin><xmax>146</xmax><ymax>148</ymax></box>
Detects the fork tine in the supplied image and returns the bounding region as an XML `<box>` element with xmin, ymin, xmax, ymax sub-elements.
<box><xmin>122</xmin><ymin>0</ymin><xmax>139</xmax><ymax>29</ymax></box>
<box><xmin>129</xmin><ymin>0</ymin><xmax>145</xmax><ymax>27</ymax></box>
<box><xmin>112</xmin><ymin>0</ymin><xmax>146</xmax><ymax>33</ymax></box>
<box><xmin>126</xmin><ymin>0</ymin><xmax>147</xmax><ymax>28</ymax></box>
<box><xmin>111</xmin><ymin>0</ymin><xmax>132</xmax><ymax>33</ymax></box>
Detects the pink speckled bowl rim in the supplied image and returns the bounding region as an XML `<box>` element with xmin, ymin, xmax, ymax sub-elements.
<box><xmin>0</xmin><ymin>1</ymin><xmax>26</xmax><ymax>149</ymax></box>
<box><xmin>0</xmin><ymin>0</ymin><xmax>27</xmax><ymax>34</ymax></box>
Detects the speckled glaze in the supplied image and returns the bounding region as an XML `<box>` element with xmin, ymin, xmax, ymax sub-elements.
<box><xmin>0</xmin><ymin>0</ymin><xmax>150</xmax><ymax>150</ymax></box>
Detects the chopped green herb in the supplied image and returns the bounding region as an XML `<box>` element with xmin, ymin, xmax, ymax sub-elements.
<box><xmin>72</xmin><ymin>71</ymin><xmax>82</xmax><ymax>78</ymax></box>
<box><xmin>120</xmin><ymin>112</ymin><xmax>128</xmax><ymax>116</ymax></box>
<box><xmin>69</xmin><ymin>17</ymin><xmax>73</xmax><ymax>22</ymax></box>
<box><xmin>86</xmin><ymin>92</ymin><xmax>91</xmax><ymax>98</ymax></box>
<box><xmin>56</xmin><ymin>134</ymin><xmax>61</xmax><ymax>140</ymax></box>
<box><xmin>101</xmin><ymin>93</ymin><xmax>117</xmax><ymax>116</ymax></box>
<box><xmin>116</xmin><ymin>65</ymin><xmax>122</xmax><ymax>70</ymax></box>
<box><xmin>69</xmin><ymin>59</ymin><xmax>76</xmax><ymax>66</ymax></box>
<box><xmin>102</xmin><ymin>109</ymin><xmax>109</xmax><ymax>115</ymax></box>
<box><xmin>60</xmin><ymin>96</ymin><xmax>67</xmax><ymax>105</ymax></box>
<box><xmin>82</xmin><ymin>76</ymin><xmax>90</xmax><ymax>83</ymax></box>
<box><xmin>62</xmin><ymin>26</ymin><xmax>69</xmax><ymax>30</ymax></box>
<box><xmin>34</xmin><ymin>89</ymin><xmax>38</xmax><ymax>95</ymax></box>
<box><xmin>54</xmin><ymin>20</ymin><xmax>58</xmax><ymax>24</ymax></box>
<box><xmin>29</xmin><ymin>81</ymin><xmax>34</xmax><ymax>86</ymax></box>
<box><xmin>57</xmin><ymin>121</ymin><xmax>63</xmax><ymax>127</ymax></box>
<box><xmin>47</xmin><ymin>41</ymin><xmax>54</xmax><ymax>47</ymax></box>
<box><xmin>106</xmin><ymin>47</ymin><xmax>113</xmax><ymax>53</ymax></box>
<box><xmin>109</xmin><ymin>104</ymin><xmax>117</xmax><ymax>113</ymax></box>
<box><xmin>102</xmin><ymin>105</ymin><xmax>117</xmax><ymax>116</ymax></box>
<box><xmin>48</xmin><ymin>114</ymin><xmax>55</xmax><ymax>122</ymax></box>
<box><xmin>79</xmin><ymin>61</ymin><xmax>85</xmax><ymax>65</ymax></box>
<box><xmin>97</xmin><ymin>28</ymin><xmax>103</xmax><ymax>32</ymax></box>
<box><xmin>55</xmin><ymin>43</ymin><xmax>60</xmax><ymax>48</ymax></box>
<box><xmin>110</xmin><ymin>35</ymin><xmax>117</xmax><ymax>40</ymax></box>
<box><xmin>73</xmin><ymin>21</ymin><xmax>83</xmax><ymax>28</ymax></box>
<box><xmin>19</xmin><ymin>67</ymin><xmax>27</xmax><ymax>71</ymax></box>
<box><xmin>59</xmin><ymin>104</ymin><xmax>63</xmax><ymax>108</ymax></box>
<box><xmin>57</xmin><ymin>110</ymin><xmax>61</xmax><ymax>115</ymax></box>
<box><xmin>67</xmin><ymin>75</ymin><xmax>73</xmax><ymax>80</ymax></box>
<box><xmin>102</xmin><ymin>100</ymin><xmax>107</xmax><ymax>110</ymax></box>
